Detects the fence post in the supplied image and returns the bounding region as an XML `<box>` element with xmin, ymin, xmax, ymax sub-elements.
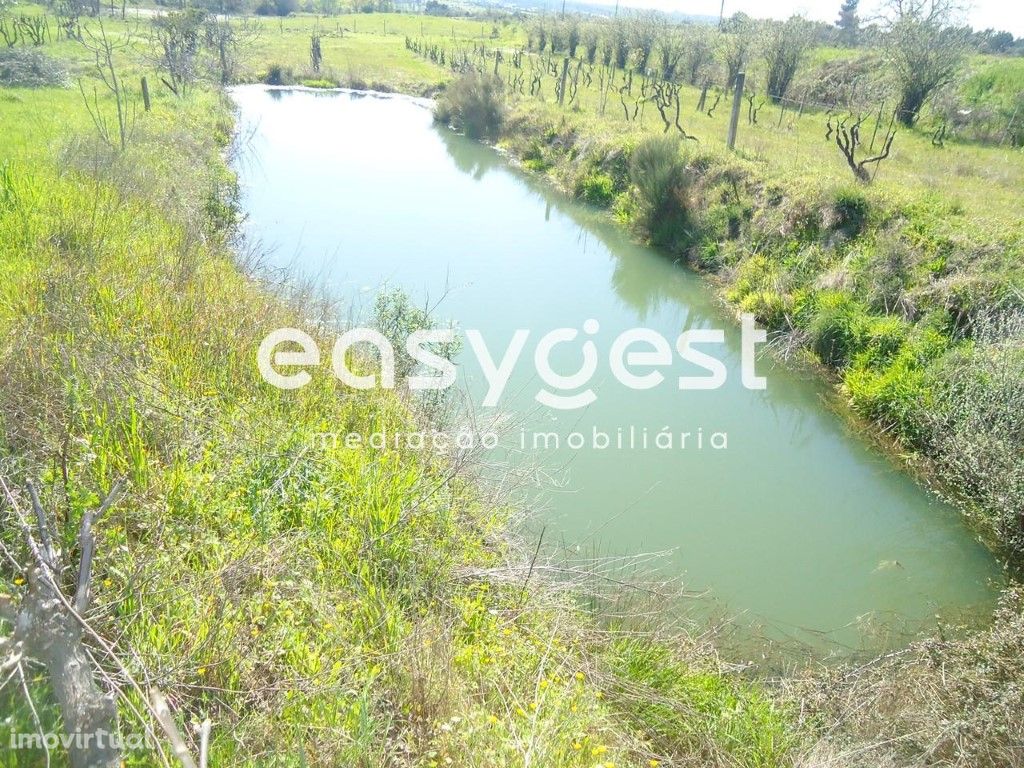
<box><xmin>141</xmin><ymin>76</ymin><xmax>151</xmax><ymax>112</ymax></box>
<box><xmin>727</xmin><ymin>71</ymin><xmax>745</xmax><ymax>150</ymax></box>
<box><xmin>1001</xmin><ymin>104</ymin><xmax>1020</xmax><ymax>146</ymax></box>
<box><xmin>868</xmin><ymin>100</ymin><xmax>884</xmax><ymax>152</ymax></box>
<box><xmin>558</xmin><ymin>57</ymin><xmax>569</xmax><ymax>106</ymax></box>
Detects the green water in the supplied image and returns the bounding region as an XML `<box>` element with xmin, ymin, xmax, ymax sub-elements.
<box><xmin>232</xmin><ymin>85</ymin><xmax>1002</xmax><ymax>652</ymax></box>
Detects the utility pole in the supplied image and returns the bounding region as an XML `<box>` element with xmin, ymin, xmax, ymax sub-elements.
<box><xmin>719</xmin><ymin>0</ymin><xmax>725</xmax><ymax>28</ymax></box>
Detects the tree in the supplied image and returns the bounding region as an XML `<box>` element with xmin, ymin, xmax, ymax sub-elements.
<box><xmin>78</xmin><ymin>19</ymin><xmax>138</xmax><ymax>151</ymax></box>
<box><xmin>656</xmin><ymin>25</ymin><xmax>685</xmax><ymax>80</ymax></box>
<box><xmin>719</xmin><ymin>14</ymin><xmax>753</xmax><ymax>88</ymax></box>
<box><xmin>836</xmin><ymin>0</ymin><xmax>860</xmax><ymax>46</ymax></box>
<box><xmin>204</xmin><ymin>15</ymin><xmax>260</xmax><ymax>85</ymax></box>
<box><xmin>881</xmin><ymin>0</ymin><xmax>969</xmax><ymax>126</ymax></box>
<box><xmin>151</xmin><ymin>8</ymin><xmax>206</xmax><ymax>97</ymax></box>
<box><xmin>975</xmin><ymin>28</ymin><xmax>1015</xmax><ymax>55</ymax></box>
<box><xmin>682</xmin><ymin>27</ymin><xmax>717</xmax><ymax>85</ymax></box>
<box><xmin>627</xmin><ymin>12</ymin><xmax>659</xmax><ymax>73</ymax></box>
<box><xmin>762</xmin><ymin>16</ymin><xmax>814</xmax><ymax>103</ymax></box>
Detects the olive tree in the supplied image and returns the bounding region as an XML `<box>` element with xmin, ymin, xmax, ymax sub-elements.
<box><xmin>719</xmin><ymin>16</ymin><xmax>754</xmax><ymax>88</ymax></box>
<box><xmin>627</xmin><ymin>12</ymin><xmax>659</xmax><ymax>72</ymax></box>
<box><xmin>682</xmin><ymin>27</ymin><xmax>717</xmax><ymax>85</ymax></box>
<box><xmin>656</xmin><ymin>24</ymin><xmax>685</xmax><ymax>80</ymax></box>
<box><xmin>880</xmin><ymin>0</ymin><xmax>969</xmax><ymax>126</ymax></box>
<box><xmin>761</xmin><ymin>16</ymin><xmax>814</xmax><ymax>103</ymax></box>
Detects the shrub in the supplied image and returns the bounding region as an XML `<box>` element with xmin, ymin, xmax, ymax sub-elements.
<box><xmin>860</xmin><ymin>315</ymin><xmax>909</xmax><ymax>367</ymax></box>
<box><xmin>845</xmin><ymin>351</ymin><xmax>927</xmax><ymax>439</ymax></box>
<box><xmin>831</xmin><ymin>187</ymin><xmax>871</xmax><ymax>237</ymax></box>
<box><xmin>726</xmin><ymin>253</ymin><xmax>781</xmax><ymax>304</ymax></box>
<box><xmin>628</xmin><ymin>134</ymin><xmax>692</xmax><ymax>246</ymax></box>
<box><xmin>855</xmin><ymin>239</ymin><xmax>914</xmax><ymax>315</ymax></box>
<box><xmin>434</xmin><ymin>72</ymin><xmax>505</xmax><ymax>141</ymax></box>
<box><xmin>739</xmin><ymin>290</ymin><xmax>795</xmax><ymax>329</ymax></box>
<box><xmin>923</xmin><ymin>311</ymin><xmax>1024</xmax><ymax>553</ymax></box>
<box><xmin>804</xmin><ymin>587</ymin><xmax>1024</xmax><ymax>767</ymax></box>
<box><xmin>0</xmin><ymin>48</ymin><xmax>66</xmax><ymax>88</ymax></box>
<box><xmin>254</xmin><ymin>0</ymin><xmax>295</xmax><ymax>15</ymax></box>
<box><xmin>807</xmin><ymin>291</ymin><xmax>869</xmax><ymax>368</ymax></box>
<box><xmin>263</xmin><ymin>63</ymin><xmax>294</xmax><ymax>85</ymax></box>
<box><xmin>576</xmin><ymin>171</ymin><xmax>615</xmax><ymax>207</ymax></box>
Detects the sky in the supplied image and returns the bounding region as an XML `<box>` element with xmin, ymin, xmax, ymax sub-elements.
<box><xmin>578</xmin><ymin>0</ymin><xmax>1024</xmax><ymax>37</ymax></box>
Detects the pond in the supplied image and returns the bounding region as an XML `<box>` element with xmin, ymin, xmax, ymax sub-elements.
<box><xmin>231</xmin><ymin>85</ymin><xmax>1002</xmax><ymax>654</ymax></box>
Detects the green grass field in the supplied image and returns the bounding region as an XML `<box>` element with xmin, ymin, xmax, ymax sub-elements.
<box><xmin>216</xmin><ymin>11</ymin><xmax>1024</xmax><ymax>228</ymax></box>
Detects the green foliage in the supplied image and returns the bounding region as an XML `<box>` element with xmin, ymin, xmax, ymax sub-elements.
<box><xmin>434</xmin><ymin>72</ymin><xmax>505</xmax><ymax>140</ymax></box>
<box><xmin>761</xmin><ymin>17</ymin><xmax>815</xmax><ymax>102</ymax></box>
<box><xmin>263</xmin><ymin>62</ymin><xmax>294</xmax><ymax>85</ymax></box>
<box><xmin>741</xmin><ymin>290</ymin><xmax>796</xmax><ymax>329</ymax></box>
<box><xmin>576</xmin><ymin>169</ymin><xmax>616</xmax><ymax>207</ymax></box>
<box><xmin>373</xmin><ymin>288</ymin><xmax>460</xmax><ymax>387</ymax></box>
<box><xmin>923</xmin><ymin>312</ymin><xmax>1024</xmax><ymax>552</ymax></box>
<box><xmin>808</xmin><ymin>291</ymin><xmax>869</xmax><ymax>368</ymax></box>
<box><xmin>883</xmin><ymin>4</ymin><xmax>970</xmax><ymax>126</ymax></box>
<box><xmin>255</xmin><ymin>0</ymin><xmax>297</xmax><ymax>16</ymax></box>
<box><xmin>628</xmin><ymin>134</ymin><xmax>692</xmax><ymax>246</ymax></box>
<box><xmin>831</xmin><ymin>187</ymin><xmax>871</xmax><ymax>237</ymax></box>
<box><xmin>605</xmin><ymin>638</ymin><xmax>795</xmax><ymax>767</ymax></box>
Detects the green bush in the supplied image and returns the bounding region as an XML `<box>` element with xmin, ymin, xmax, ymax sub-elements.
<box><xmin>922</xmin><ymin>312</ymin><xmax>1024</xmax><ymax>553</ymax></box>
<box><xmin>628</xmin><ymin>134</ymin><xmax>691</xmax><ymax>246</ymax></box>
<box><xmin>807</xmin><ymin>291</ymin><xmax>869</xmax><ymax>368</ymax></box>
<box><xmin>263</xmin><ymin>62</ymin><xmax>294</xmax><ymax>85</ymax></box>
<box><xmin>831</xmin><ymin>187</ymin><xmax>871</xmax><ymax>237</ymax></box>
<box><xmin>434</xmin><ymin>72</ymin><xmax>505</xmax><ymax>140</ymax></box>
<box><xmin>739</xmin><ymin>290</ymin><xmax>795</xmax><ymax>329</ymax></box>
<box><xmin>845</xmin><ymin>352</ymin><xmax>928</xmax><ymax>439</ymax></box>
<box><xmin>860</xmin><ymin>315</ymin><xmax>909</xmax><ymax>367</ymax></box>
<box><xmin>576</xmin><ymin>170</ymin><xmax>616</xmax><ymax>207</ymax></box>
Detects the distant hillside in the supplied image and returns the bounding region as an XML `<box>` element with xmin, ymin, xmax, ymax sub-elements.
<box><xmin>469</xmin><ymin>0</ymin><xmax>718</xmax><ymax>23</ymax></box>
